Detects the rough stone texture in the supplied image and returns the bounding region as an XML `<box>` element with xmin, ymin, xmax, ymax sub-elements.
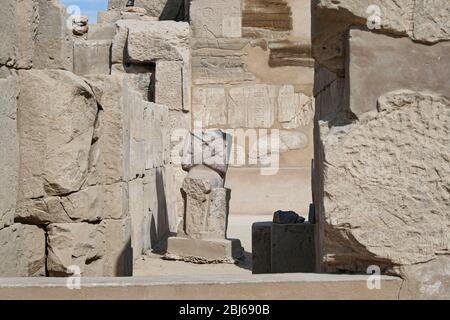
<box><xmin>317</xmin><ymin>91</ymin><xmax>450</xmax><ymax>270</ymax></box>
<box><xmin>118</xmin><ymin>20</ymin><xmax>190</xmax><ymax>63</ymax></box>
<box><xmin>88</xmin><ymin>23</ymin><xmax>116</xmax><ymax>41</ymax></box>
<box><xmin>182</xmin><ymin>130</ymin><xmax>232</xmax><ymax>176</ymax></box>
<box><xmin>166</xmin><ymin>238</ymin><xmax>243</xmax><ymax>263</ymax></box>
<box><xmin>155</xmin><ymin>61</ymin><xmax>184</xmax><ymax>111</ymax></box>
<box><xmin>193</xmin><ymin>87</ymin><xmax>227</xmax><ymax>126</ymax></box>
<box><xmin>73</xmin><ymin>40</ymin><xmax>112</xmax><ymax>76</ymax></box>
<box><xmin>47</xmin><ymin>223</ymin><xmax>105</xmax><ymax>277</ymax></box>
<box><xmin>0</xmin><ymin>224</ymin><xmax>46</xmax><ymax>277</ymax></box>
<box><xmin>312</xmin><ymin>0</ymin><xmax>450</xmax><ymax>73</ymax></box>
<box><xmin>347</xmin><ymin>28</ymin><xmax>450</xmax><ymax>116</ymax></box>
<box><xmin>399</xmin><ymin>256</ymin><xmax>450</xmax><ymax>299</ymax></box>
<box><xmin>17</xmin><ymin>70</ymin><xmax>98</xmax><ymax>200</ymax></box>
<box><xmin>0</xmin><ymin>75</ymin><xmax>19</xmax><ymax>229</ymax></box>
<box><xmin>278</xmin><ymin>85</ymin><xmax>314</xmax><ymax>129</ymax></box>
<box><xmin>0</xmin><ymin>0</ymin><xmax>38</xmax><ymax>69</ymax></box>
<box><xmin>312</xmin><ymin>4</ymin><xmax>450</xmax><ymax>298</ymax></box>
<box><xmin>100</xmin><ymin>218</ymin><xmax>133</xmax><ymax>276</ymax></box>
<box><xmin>83</xmin><ymin>75</ymin><xmax>129</xmax><ymax>186</ymax></box>
<box><xmin>34</xmin><ymin>0</ymin><xmax>73</xmax><ymax>71</ymax></box>
<box><xmin>191</xmin><ymin>0</ymin><xmax>242</xmax><ymax>38</ymax></box>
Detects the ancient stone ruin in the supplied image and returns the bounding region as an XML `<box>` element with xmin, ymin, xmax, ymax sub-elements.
<box><xmin>0</xmin><ymin>0</ymin><xmax>449</xmax><ymax>299</ymax></box>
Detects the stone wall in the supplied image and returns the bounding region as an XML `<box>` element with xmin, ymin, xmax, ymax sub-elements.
<box><xmin>312</xmin><ymin>0</ymin><xmax>450</xmax><ymax>298</ymax></box>
<box><xmin>190</xmin><ymin>0</ymin><xmax>315</xmax><ymax>216</ymax></box>
<box><xmin>0</xmin><ymin>0</ymin><xmax>186</xmax><ymax>277</ymax></box>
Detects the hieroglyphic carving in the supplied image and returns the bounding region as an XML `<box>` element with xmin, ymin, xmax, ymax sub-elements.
<box><xmin>192</xmin><ymin>87</ymin><xmax>227</xmax><ymax>126</ymax></box>
<box><xmin>191</xmin><ymin>0</ymin><xmax>242</xmax><ymax>39</ymax></box>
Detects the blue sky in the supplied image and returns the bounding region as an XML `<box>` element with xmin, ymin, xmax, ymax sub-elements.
<box><xmin>61</xmin><ymin>0</ymin><xmax>108</xmax><ymax>24</ymax></box>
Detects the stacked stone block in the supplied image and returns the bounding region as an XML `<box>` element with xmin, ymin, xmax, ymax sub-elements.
<box><xmin>190</xmin><ymin>0</ymin><xmax>315</xmax><ymax>215</ymax></box>
<box><xmin>311</xmin><ymin>0</ymin><xmax>450</xmax><ymax>298</ymax></box>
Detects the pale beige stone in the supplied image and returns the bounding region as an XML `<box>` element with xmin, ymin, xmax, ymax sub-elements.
<box><xmin>83</xmin><ymin>75</ymin><xmax>129</xmax><ymax>185</ymax></box>
<box><xmin>312</xmin><ymin>0</ymin><xmax>450</xmax><ymax>73</ymax></box>
<box><xmin>47</xmin><ymin>223</ymin><xmax>105</xmax><ymax>277</ymax></box>
<box><xmin>103</xmin><ymin>182</ymin><xmax>129</xmax><ymax>220</ymax></box>
<box><xmin>347</xmin><ymin>28</ymin><xmax>450</xmax><ymax>116</ymax></box>
<box><xmin>318</xmin><ymin>91</ymin><xmax>450</xmax><ymax>269</ymax></box>
<box><xmin>118</xmin><ymin>20</ymin><xmax>190</xmax><ymax>63</ymax></box>
<box><xmin>60</xmin><ymin>186</ymin><xmax>103</xmax><ymax>222</ymax></box>
<box><xmin>17</xmin><ymin>70</ymin><xmax>98</xmax><ymax>199</ymax></box>
<box><xmin>0</xmin><ymin>224</ymin><xmax>46</xmax><ymax>277</ymax></box>
<box><xmin>155</xmin><ymin>61</ymin><xmax>184</xmax><ymax>111</ymax></box>
<box><xmin>0</xmin><ymin>75</ymin><xmax>19</xmax><ymax>229</ymax></box>
<box><xmin>88</xmin><ymin>23</ymin><xmax>116</xmax><ymax>41</ymax></box>
<box><xmin>34</xmin><ymin>0</ymin><xmax>73</xmax><ymax>71</ymax></box>
<box><xmin>246</xmin><ymin>85</ymin><xmax>277</xmax><ymax>129</ymax></box>
<box><xmin>73</xmin><ymin>40</ymin><xmax>112</xmax><ymax>76</ymax></box>
<box><xmin>128</xmin><ymin>179</ymin><xmax>149</xmax><ymax>259</ymax></box>
<box><xmin>191</xmin><ymin>0</ymin><xmax>242</xmax><ymax>38</ymax></box>
<box><xmin>99</xmin><ymin>218</ymin><xmax>133</xmax><ymax>276</ymax></box>
<box><xmin>278</xmin><ymin>85</ymin><xmax>314</xmax><ymax>129</ymax></box>
<box><xmin>192</xmin><ymin>87</ymin><xmax>227</xmax><ymax>126</ymax></box>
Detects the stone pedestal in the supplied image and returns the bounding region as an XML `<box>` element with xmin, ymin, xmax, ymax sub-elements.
<box><xmin>252</xmin><ymin>222</ymin><xmax>316</xmax><ymax>274</ymax></box>
<box><xmin>166</xmin><ymin>130</ymin><xmax>243</xmax><ymax>263</ymax></box>
<box><xmin>166</xmin><ymin>238</ymin><xmax>243</xmax><ymax>264</ymax></box>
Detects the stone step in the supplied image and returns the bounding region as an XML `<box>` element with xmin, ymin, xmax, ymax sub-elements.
<box><xmin>0</xmin><ymin>274</ymin><xmax>402</xmax><ymax>300</ymax></box>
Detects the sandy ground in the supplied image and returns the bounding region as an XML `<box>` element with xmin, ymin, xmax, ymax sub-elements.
<box><xmin>134</xmin><ymin>215</ymin><xmax>272</xmax><ymax>276</ymax></box>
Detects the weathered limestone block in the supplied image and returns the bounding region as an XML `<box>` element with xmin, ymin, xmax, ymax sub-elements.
<box><xmin>182</xmin><ymin>166</ymin><xmax>226</xmax><ymax>239</ymax></box>
<box><xmin>399</xmin><ymin>256</ymin><xmax>450</xmax><ymax>299</ymax></box>
<box><xmin>182</xmin><ymin>130</ymin><xmax>232</xmax><ymax>176</ymax></box>
<box><xmin>312</xmin><ymin>0</ymin><xmax>450</xmax><ymax>73</ymax></box>
<box><xmin>103</xmin><ymin>182</ymin><xmax>129</xmax><ymax>220</ymax></box>
<box><xmin>88</xmin><ymin>23</ymin><xmax>116</xmax><ymax>41</ymax></box>
<box><xmin>0</xmin><ymin>0</ymin><xmax>38</xmax><ymax>68</ymax></box>
<box><xmin>17</xmin><ymin>70</ymin><xmax>98</xmax><ymax>199</ymax></box>
<box><xmin>60</xmin><ymin>186</ymin><xmax>103</xmax><ymax>222</ymax></box>
<box><xmin>278</xmin><ymin>85</ymin><xmax>314</xmax><ymax>129</ymax></box>
<box><xmin>16</xmin><ymin>197</ymin><xmax>72</xmax><ymax>225</ymax></box>
<box><xmin>47</xmin><ymin>223</ymin><xmax>105</xmax><ymax>276</ymax></box>
<box><xmin>155</xmin><ymin>61</ymin><xmax>184</xmax><ymax>111</ymax></box>
<box><xmin>0</xmin><ymin>75</ymin><xmax>19</xmax><ymax>230</ymax></box>
<box><xmin>100</xmin><ymin>218</ymin><xmax>133</xmax><ymax>276</ymax></box>
<box><xmin>192</xmin><ymin>55</ymin><xmax>256</xmax><ymax>85</ymax></box>
<box><xmin>163</xmin><ymin>165</ymin><xmax>187</xmax><ymax>233</ymax></box>
<box><xmin>124</xmin><ymin>85</ymin><xmax>147</xmax><ymax>180</ymax></box>
<box><xmin>83</xmin><ymin>75</ymin><xmax>129</xmax><ymax>185</ymax></box>
<box><xmin>72</xmin><ymin>16</ymin><xmax>89</xmax><ymax>37</ymax></box>
<box><xmin>0</xmin><ymin>0</ymin><xmax>19</xmax><ymax>67</ymax></box>
<box><xmin>0</xmin><ymin>224</ymin><xmax>46</xmax><ymax>277</ymax></box>
<box><xmin>347</xmin><ymin>28</ymin><xmax>450</xmax><ymax>116</ymax></box>
<box><xmin>128</xmin><ymin>178</ymin><xmax>150</xmax><ymax>259</ymax></box>
<box><xmin>144</xmin><ymin>102</ymin><xmax>169</xmax><ymax>169</ymax></box>
<box><xmin>191</xmin><ymin>0</ymin><xmax>242</xmax><ymax>38</ymax></box>
<box><xmin>118</xmin><ymin>20</ymin><xmax>190</xmax><ymax>63</ymax></box>
<box><xmin>167</xmin><ymin>130</ymin><xmax>242</xmax><ymax>262</ymax></box>
<box><xmin>98</xmin><ymin>10</ymin><xmax>121</xmax><ymax>24</ymax></box>
<box><xmin>143</xmin><ymin>169</ymin><xmax>159</xmax><ymax>249</ymax></box>
<box><xmin>318</xmin><ymin>91</ymin><xmax>450</xmax><ymax>270</ymax></box>
<box><xmin>192</xmin><ymin>87</ymin><xmax>227</xmax><ymax>127</ymax></box>
<box><xmin>15</xmin><ymin>186</ymin><xmax>103</xmax><ymax>224</ymax></box>
<box><xmin>34</xmin><ymin>0</ymin><xmax>73</xmax><ymax>71</ymax></box>
<box><xmin>73</xmin><ymin>40</ymin><xmax>112</xmax><ymax>76</ymax></box>
<box><xmin>111</xmin><ymin>21</ymin><xmax>129</xmax><ymax>65</ymax></box>
<box><xmin>227</xmin><ymin>85</ymin><xmax>277</xmax><ymax>129</ymax></box>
